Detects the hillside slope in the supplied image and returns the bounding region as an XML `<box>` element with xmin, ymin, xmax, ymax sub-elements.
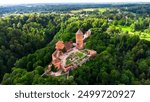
<box><xmin>1</xmin><ymin>15</ymin><xmax>150</xmax><ymax>85</ymax></box>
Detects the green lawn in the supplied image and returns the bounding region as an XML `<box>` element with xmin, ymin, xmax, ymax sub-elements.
<box><xmin>66</xmin><ymin>59</ymin><xmax>72</xmax><ymax>65</ymax></box>
<box><xmin>75</xmin><ymin>51</ymin><xmax>84</xmax><ymax>58</ymax></box>
<box><xmin>65</xmin><ymin>51</ymin><xmax>86</xmax><ymax>65</ymax></box>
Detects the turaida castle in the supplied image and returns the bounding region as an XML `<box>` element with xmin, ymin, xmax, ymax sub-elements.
<box><xmin>42</xmin><ymin>29</ymin><xmax>97</xmax><ymax>77</ymax></box>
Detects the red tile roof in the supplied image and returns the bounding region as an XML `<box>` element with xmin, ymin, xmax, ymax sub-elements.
<box><xmin>55</xmin><ymin>41</ymin><xmax>65</xmax><ymax>50</ymax></box>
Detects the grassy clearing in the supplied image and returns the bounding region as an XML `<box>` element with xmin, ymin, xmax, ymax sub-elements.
<box><xmin>116</xmin><ymin>25</ymin><xmax>150</xmax><ymax>41</ymax></box>
<box><xmin>140</xmin><ymin>32</ymin><xmax>150</xmax><ymax>41</ymax></box>
<box><xmin>70</xmin><ymin>8</ymin><xmax>107</xmax><ymax>13</ymax></box>
<box><xmin>98</xmin><ymin>8</ymin><xmax>107</xmax><ymax>13</ymax></box>
<box><xmin>71</xmin><ymin>8</ymin><xmax>95</xmax><ymax>13</ymax></box>
<box><xmin>116</xmin><ymin>25</ymin><xmax>132</xmax><ymax>32</ymax></box>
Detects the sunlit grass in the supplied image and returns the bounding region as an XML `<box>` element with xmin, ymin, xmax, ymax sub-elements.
<box><xmin>116</xmin><ymin>25</ymin><xmax>132</xmax><ymax>32</ymax></box>
<box><xmin>140</xmin><ymin>32</ymin><xmax>150</xmax><ymax>41</ymax></box>
<box><xmin>98</xmin><ymin>8</ymin><xmax>107</xmax><ymax>13</ymax></box>
<box><xmin>116</xmin><ymin>25</ymin><xmax>150</xmax><ymax>41</ymax></box>
<box><xmin>70</xmin><ymin>8</ymin><xmax>107</xmax><ymax>13</ymax></box>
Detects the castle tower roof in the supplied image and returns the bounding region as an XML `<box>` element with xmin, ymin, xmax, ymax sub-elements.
<box><xmin>76</xmin><ymin>29</ymin><xmax>83</xmax><ymax>35</ymax></box>
<box><xmin>55</xmin><ymin>41</ymin><xmax>65</xmax><ymax>50</ymax></box>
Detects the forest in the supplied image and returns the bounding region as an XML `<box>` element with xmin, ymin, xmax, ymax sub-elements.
<box><xmin>0</xmin><ymin>3</ymin><xmax>150</xmax><ymax>85</ymax></box>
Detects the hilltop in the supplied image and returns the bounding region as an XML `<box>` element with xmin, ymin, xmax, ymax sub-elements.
<box><xmin>0</xmin><ymin>3</ymin><xmax>150</xmax><ymax>85</ymax></box>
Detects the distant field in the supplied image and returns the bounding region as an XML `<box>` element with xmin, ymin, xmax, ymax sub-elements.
<box><xmin>70</xmin><ymin>8</ymin><xmax>107</xmax><ymax>13</ymax></box>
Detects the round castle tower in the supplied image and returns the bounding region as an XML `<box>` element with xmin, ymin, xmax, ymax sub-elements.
<box><xmin>76</xmin><ymin>29</ymin><xmax>84</xmax><ymax>49</ymax></box>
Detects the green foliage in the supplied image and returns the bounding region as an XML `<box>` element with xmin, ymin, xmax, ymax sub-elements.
<box><xmin>51</xmin><ymin>64</ymin><xmax>58</xmax><ymax>72</ymax></box>
<box><xmin>0</xmin><ymin>14</ymin><xmax>62</xmax><ymax>81</ymax></box>
<box><xmin>1</xmin><ymin>5</ymin><xmax>150</xmax><ymax>85</ymax></box>
<box><xmin>70</xmin><ymin>27</ymin><xmax>150</xmax><ymax>85</ymax></box>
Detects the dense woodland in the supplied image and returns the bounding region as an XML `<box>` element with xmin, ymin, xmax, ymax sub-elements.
<box><xmin>0</xmin><ymin>4</ymin><xmax>111</xmax><ymax>14</ymax></box>
<box><xmin>0</xmin><ymin>4</ymin><xmax>150</xmax><ymax>84</ymax></box>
